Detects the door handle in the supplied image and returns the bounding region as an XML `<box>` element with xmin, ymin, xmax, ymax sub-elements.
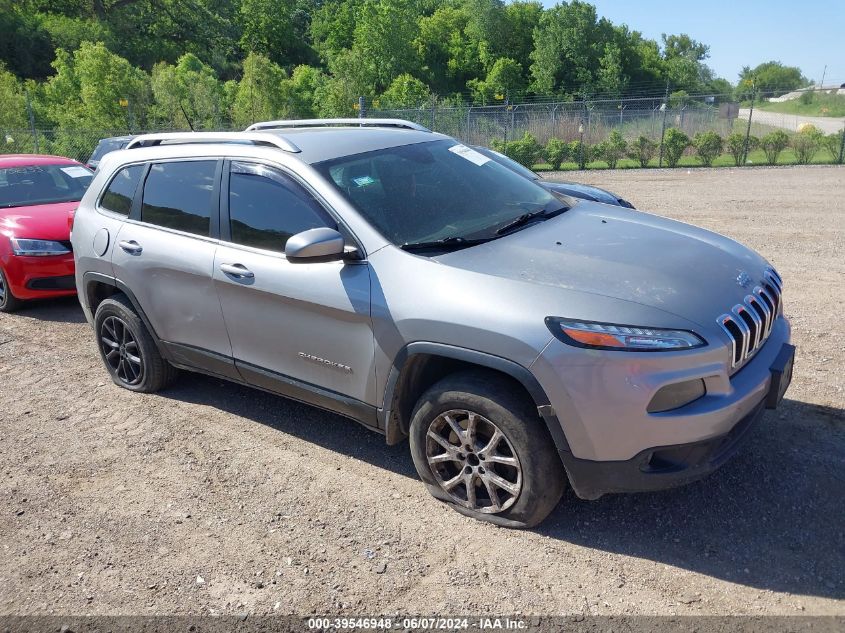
<box><xmin>118</xmin><ymin>240</ymin><xmax>142</xmax><ymax>254</ymax></box>
<box><xmin>220</xmin><ymin>263</ymin><xmax>255</xmax><ymax>279</ymax></box>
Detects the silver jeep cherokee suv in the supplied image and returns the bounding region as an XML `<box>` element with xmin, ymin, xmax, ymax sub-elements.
<box><xmin>72</xmin><ymin>119</ymin><xmax>794</xmax><ymax>528</ymax></box>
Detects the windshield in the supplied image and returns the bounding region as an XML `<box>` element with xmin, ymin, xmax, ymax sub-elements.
<box><xmin>314</xmin><ymin>140</ymin><xmax>558</xmax><ymax>246</ymax></box>
<box><xmin>472</xmin><ymin>146</ymin><xmax>540</xmax><ymax>182</ymax></box>
<box><xmin>89</xmin><ymin>138</ymin><xmax>130</xmax><ymax>163</ymax></box>
<box><xmin>0</xmin><ymin>164</ymin><xmax>93</xmax><ymax>208</ymax></box>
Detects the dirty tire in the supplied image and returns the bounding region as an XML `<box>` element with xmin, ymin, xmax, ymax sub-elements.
<box><xmin>409</xmin><ymin>370</ymin><xmax>565</xmax><ymax>528</ymax></box>
<box><xmin>94</xmin><ymin>294</ymin><xmax>178</xmax><ymax>393</ymax></box>
<box><xmin>0</xmin><ymin>267</ymin><xmax>25</xmax><ymax>313</ymax></box>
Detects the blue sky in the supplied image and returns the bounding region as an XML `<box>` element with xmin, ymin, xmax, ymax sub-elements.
<box><xmin>547</xmin><ymin>0</ymin><xmax>845</xmax><ymax>86</ymax></box>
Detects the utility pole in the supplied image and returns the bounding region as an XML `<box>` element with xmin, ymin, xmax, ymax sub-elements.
<box><xmin>25</xmin><ymin>88</ymin><xmax>38</xmax><ymax>153</ymax></box>
<box><xmin>820</xmin><ymin>65</ymin><xmax>827</xmax><ymax>89</ymax></box>
<box><xmin>658</xmin><ymin>79</ymin><xmax>669</xmax><ymax>167</ymax></box>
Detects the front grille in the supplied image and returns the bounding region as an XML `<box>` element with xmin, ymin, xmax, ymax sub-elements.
<box><xmin>717</xmin><ymin>268</ymin><xmax>782</xmax><ymax>369</ymax></box>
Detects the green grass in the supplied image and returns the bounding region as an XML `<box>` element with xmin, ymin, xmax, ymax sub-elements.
<box><xmin>756</xmin><ymin>92</ymin><xmax>845</xmax><ymax>118</ymax></box>
<box><xmin>534</xmin><ymin>147</ymin><xmax>842</xmax><ymax>172</ymax></box>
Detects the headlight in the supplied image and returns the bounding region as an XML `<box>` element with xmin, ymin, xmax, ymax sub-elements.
<box><xmin>546</xmin><ymin>317</ymin><xmax>706</xmax><ymax>351</ymax></box>
<box><xmin>10</xmin><ymin>238</ymin><xmax>71</xmax><ymax>256</ymax></box>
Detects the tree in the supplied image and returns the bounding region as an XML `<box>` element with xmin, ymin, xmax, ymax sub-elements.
<box><xmin>662</xmin><ymin>128</ymin><xmax>690</xmax><ymax>167</ymax></box>
<box><xmin>44</xmin><ymin>42</ymin><xmax>150</xmax><ymax>131</ymax></box>
<box><xmin>238</xmin><ymin>0</ymin><xmax>315</xmax><ymax>68</ymax></box>
<box><xmin>150</xmin><ymin>54</ymin><xmax>224</xmax><ymax>130</ymax></box>
<box><xmin>467</xmin><ymin>57</ymin><xmax>524</xmax><ymax>104</ymax></box>
<box><xmin>310</xmin><ymin>0</ymin><xmax>364</xmax><ymax>63</ymax></box>
<box><xmin>692</xmin><ymin>131</ymin><xmax>723</xmax><ymax>167</ymax></box>
<box><xmin>738</xmin><ymin>62</ymin><xmax>806</xmax><ymax>97</ymax></box>
<box><xmin>351</xmin><ymin>0</ymin><xmax>421</xmax><ymax>92</ymax></box>
<box><xmin>544</xmin><ymin>137</ymin><xmax>568</xmax><ymax>170</ymax></box>
<box><xmin>791</xmin><ymin>126</ymin><xmax>821</xmax><ymax>165</ymax></box>
<box><xmin>627</xmin><ymin>135</ymin><xmax>657</xmax><ymax>168</ymax></box>
<box><xmin>231</xmin><ymin>52</ymin><xmax>290</xmax><ymax>128</ymax></box>
<box><xmin>280</xmin><ymin>64</ymin><xmax>327</xmax><ymax>118</ymax></box>
<box><xmin>596</xmin><ymin>42</ymin><xmax>627</xmax><ymax>96</ymax></box>
<box><xmin>491</xmin><ymin>132</ymin><xmax>540</xmax><ymax>168</ymax></box>
<box><xmin>661</xmin><ymin>33</ymin><xmax>711</xmax><ymax>93</ymax></box>
<box><xmin>415</xmin><ymin>6</ymin><xmax>480</xmax><ymax>95</ymax></box>
<box><xmin>0</xmin><ymin>64</ymin><xmax>29</xmax><ymax>130</ymax></box>
<box><xmin>595</xmin><ymin>129</ymin><xmax>627</xmax><ymax>168</ymax></box>
<box><xmin>379</xmin><ymin>73</ymin><xmax>430</xmax><ymax>108</ymax></box>
<box><xmin>760</xmin><ymin>130</ymin><xmax>790</xmax><ymax>165</ymax></box>
<box><xmin>726</xmin><ymin>132</ymin><xmax>757</xmax><ymax>166</ymax></box>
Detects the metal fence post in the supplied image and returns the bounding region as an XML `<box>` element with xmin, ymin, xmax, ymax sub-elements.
<box><xmin>358</xmin><ymin>96</ymin><xmax>365</xmax><ymax>119</ymax></box>
<box><xmin>430</xmin><ymin>95</ymin><xmax>436</xmax><ymax>131</ymax></box>
<box><xmin>25</xmin><ymin>88</ymin><xmax>39</xmax><ymax>154</ymax></box>
<box><xmin>742</xmin><ymin>89</ymin><xmax>756</xmax><ymax>164</ymax></box>
<box><xmin>839</xmin><ymin>126</ymin><xmax>845</xmax><ymax>164</ymax></box>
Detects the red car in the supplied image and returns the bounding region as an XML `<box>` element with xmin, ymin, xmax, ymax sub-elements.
<box><xmin>0</xmin><ymin>155</ymin><xmax>93</xmax><ymax>312</ymax></box>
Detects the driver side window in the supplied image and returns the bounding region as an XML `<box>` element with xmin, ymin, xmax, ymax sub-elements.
<box><xmin>228</xmin><ymin>161</ymin><xmax>334</xmax><ymax>253</ymax></box>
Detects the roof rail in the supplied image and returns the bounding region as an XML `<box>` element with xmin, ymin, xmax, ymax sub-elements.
<box><xmin>125</xmin><ymin>132</ymin><xmax>301</xmax><ymax>153</ymax></box>
<box><xmin>245</xmin><ymin>118</ymin><xmax>432</xmax><ymax>133</ymax></box>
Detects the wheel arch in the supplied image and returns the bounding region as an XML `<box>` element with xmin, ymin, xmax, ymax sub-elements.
<box><xmin>380</xmin><ymin>342</ymin><xmax>571</xmax><ymax>457</ymax></box>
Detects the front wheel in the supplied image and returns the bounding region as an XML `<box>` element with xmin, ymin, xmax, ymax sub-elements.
<box><xmin>0</xmin><ymin>267</ymin><xmax>24</xmax><ymax>313</ymax></box>
<box><xmin>409</xmin><ymin>371</ymin><xmax>566</xmax><ymax>528</ymax></box>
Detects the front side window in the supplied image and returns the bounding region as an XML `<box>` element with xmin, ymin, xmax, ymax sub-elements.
<box><xmin>100</xmin><ymin>165</ymin><xmax>143</xmax><ymax>216</ymax></box>
<box><xmin>313</xmin><ymin>139</ymin><xmax>558</xmax><ymax>247</ymax></box>
<box><xmin>0</xmin><ymin>164</ymin><xmax>93</xmax><ymax>209</ymax></box>
<box><xmin>141</xmin><ymin>161</ymin><xmax>216</xmax><ymax>236</ymax></box>
<box><xmin>228</xmin><ymin>161</ymin><xmax>333</xmax><ymax>253</ymax></box>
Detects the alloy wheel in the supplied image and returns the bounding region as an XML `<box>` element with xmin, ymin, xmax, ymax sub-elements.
<box><xmin>100</xmin><ymin>316</ymin><xmax>144</xmax><ymax>386</ymax></box>
<box><xmin>0</xmin><ymin>273</ymin><xmax>5</xmax><ymax>302</ymax></box>
<box><xmin>425</xmin><ymin>409</ymin><xmax>523</xmax><ymax>513</ymax></box>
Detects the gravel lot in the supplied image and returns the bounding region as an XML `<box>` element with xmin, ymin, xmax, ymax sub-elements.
<box><xmin>1</xmin><ymin>165</ymin><xmax>843</xmax><ymax>617</ymax></box>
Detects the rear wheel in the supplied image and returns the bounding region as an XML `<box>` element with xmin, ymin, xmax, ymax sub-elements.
<box><xmin>409</xmin><ymin>371</ymin><xmax>565</xmax><ymax>528</ymax></box>
<box><xmin>0</xmin><ymin>267</ymin><xmax>24</xmax><ymax>313</ymax></box>
<box><xmin>94</xmin><ymin>295</ymin><xmax>178</xmax><ymax>392</ymax></box>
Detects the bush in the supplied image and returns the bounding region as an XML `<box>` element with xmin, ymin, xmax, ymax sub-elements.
<box><xmin>760</xmin><ymin>130</ymin><xmax>790</xmax><ymax>165</ymax></box>
<box><xmin>726</xmin><ymin>132</ymin><xmax>759</xmax><ymax>166</ymax></box>
<box><xmin>491</xmin><ymin>132</ymin><xmax>541</xmax><ymax>168</ymax></box>
<box><xmin>595</xmin><ymin>130</ymin><xmax>627</xmax><ymax>168</ymax></box>
<box><xmin>822</xmin><ymin>131</ymin><xmax>844</xmax><ymax>163</ymax></box>
<box><xmin>544</xmin><ymin>137</ymin><xmax>569</xmax><ymax>170</ymax></box>
<box><xmin>568</xmin><ymin>140</ymin><xmax>590</xmax><ymax>168</ymax></box>
<box><xmin>627</xmin><ymin>136</ymin><xmax>657</xmax><ymax>168</ymax></box>
<box><xmin>692</xmin><ymin>131</ymin><xmax>724</xmax><ymax>167</ymax></box>
<box><xmin>791</xmin><ymin>128</ymin><xmax>821</xmax><ymax>165</ymax></box>
<box><xmin>662</xmin><ymin>128</ymin><xmax>690</xmax><ymax>168</ymax></box>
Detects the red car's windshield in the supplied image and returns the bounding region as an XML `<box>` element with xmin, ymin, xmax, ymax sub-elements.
<box><xmin>0</xmin><ymin>164</ymin><xmax>93</xmax><ymax>208</ymax></box>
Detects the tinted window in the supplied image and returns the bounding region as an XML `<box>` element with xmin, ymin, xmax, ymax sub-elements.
<box><xmin>100</xmin><ymin>165</ymin><xmax>143</xmax><ymax>216</ymax></box>
<box><xmin>228</xmin><ymin>162</ymin><xmax>333</xmax><ymax>252</ymax></box>
<box><xmin>141</xmin><ymin>161</ymin><xmax>216</xmax><ymax>236</ymax></box>
<box><xmin>0</xmin><ymin>164</ymin><xmax>92</xmax><ymax>208</ymax></box>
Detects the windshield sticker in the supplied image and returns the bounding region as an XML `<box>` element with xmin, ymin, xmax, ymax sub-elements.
<box><xmin>448</xmin><ymin>144</ymin><xmax>490</xmax><ymax>166</ymax></box>
<box><xmin>352</xmin><ymin>175</ymin><xmax>376</xmax><ymax>187</ymax></box>
<box><xmin>61</xmin><ymin>166</ymin><xmax>92</xmax><ymax>178</ymax></box>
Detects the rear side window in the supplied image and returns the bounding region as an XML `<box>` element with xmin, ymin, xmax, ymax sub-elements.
<box><xmin>141</xmin><ymin>161</ymin><xmax>216</xmax><ymax>236</ymax></box>
<box><xmin>100</xmin><ymin>165</ymin><xmax>143</xmax><ymax>216</ymax></box>
<box><xmin>228</xmin><ymin>161</ymin><xmax>333</xmax><ymax>253</ymax></box>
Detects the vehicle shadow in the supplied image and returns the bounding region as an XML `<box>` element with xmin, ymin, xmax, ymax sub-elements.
<box><xmin>538</xmin><ymin>398</ymin><xmax>845</xmax><ymax>600</ymax></box>
<box><xmin>161</xmin><ymin>373</ymin><xmax>845</xmax><ymax>600</ymax></box>
<box><xmin>12</xmin><ymin>296</ymin><xmax>87</xmax><ymax>324</ymax></box>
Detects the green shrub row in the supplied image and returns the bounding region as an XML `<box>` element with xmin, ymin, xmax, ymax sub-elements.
<box><xmin>491</xmin><ymin>127</ymin><xmax>843</xmax><ymax>171</ymax></box>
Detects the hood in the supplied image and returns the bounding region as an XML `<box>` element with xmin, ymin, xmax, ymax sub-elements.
<box><xmin>0</xmin><ymin>201</ymin><xmax>77</xmax><ymax>241</ymax></box>
<box><xmin>435</xmin><ymin>203</ymin><xmax>771</xmax><ymax>327</ymax></box>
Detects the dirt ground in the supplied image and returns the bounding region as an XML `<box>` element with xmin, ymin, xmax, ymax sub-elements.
<box><xmin>1</xmin><ymin>165</ymin><xmax>843</xmax><ymax>617</ymax></box>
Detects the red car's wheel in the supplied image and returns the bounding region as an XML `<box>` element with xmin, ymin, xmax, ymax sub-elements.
<box><xmin>0</xmin><ymin>267</ymin><xmax>24</xmax><ymax>313</ymax></box>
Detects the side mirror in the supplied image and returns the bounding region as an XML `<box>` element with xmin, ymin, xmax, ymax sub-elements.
<box><xmin>285</xmin><ymin>227</ymin><xmax>346</xmax><ymax>261</ymax></box>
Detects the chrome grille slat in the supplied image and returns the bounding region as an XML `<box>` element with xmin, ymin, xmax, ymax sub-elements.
<box><xmin>718</xmin><ymin>268</ymin><xmax>783</xmax><ymax>369</ymax></box>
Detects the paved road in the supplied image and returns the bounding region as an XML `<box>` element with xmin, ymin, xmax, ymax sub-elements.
<box><xmin>739</xmin><ymin>108</ymin><xmax>844</xmax><ymax>134</ymax></box>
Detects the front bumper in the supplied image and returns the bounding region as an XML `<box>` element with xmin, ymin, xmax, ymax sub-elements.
<box><xmin>2</xmin><ymin>252</ymin><xmax>76</xmax><ymax>300</ymax></box>
<box><xmin>530</xmin><ymin>316</ymin><xmax>792</xmax><ymax>497</ymax></box>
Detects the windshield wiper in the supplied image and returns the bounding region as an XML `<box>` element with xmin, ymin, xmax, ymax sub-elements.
<box><xmin>400</xmin><ymin>236</ymin><xmax>492</xmax><ymax>252</ymax></box>
<box><xmin>495</xmin><ymin>205</ymin><xmax>569</xmax><ymax>235</ymax></box>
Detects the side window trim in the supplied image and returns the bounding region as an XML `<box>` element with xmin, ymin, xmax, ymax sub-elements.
<box><xmin>132</xmin><ymin>158</ymin><xmax>223</xmax><ymax>240</ymax></box>
<box><xmin>95</xmin><ymin>162</ymin><xmax>146</xmax><ymax>218</ymax></box>
<box><xmin>221</xmin><ymin>159</ymin><xmax>365</xmax><ymax>258</ymax></box>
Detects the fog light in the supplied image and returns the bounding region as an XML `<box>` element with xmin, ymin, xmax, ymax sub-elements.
<box><xmin>647</xmin><ymin>379</ymin><xmax>706</xmax><ymax>413</ymax></box>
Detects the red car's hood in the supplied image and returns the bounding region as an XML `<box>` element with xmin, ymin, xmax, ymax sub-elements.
<box><xmin>0</xmin><ymin>201</ymin><xmax>76</xmax><ymax>241</ymax></box>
